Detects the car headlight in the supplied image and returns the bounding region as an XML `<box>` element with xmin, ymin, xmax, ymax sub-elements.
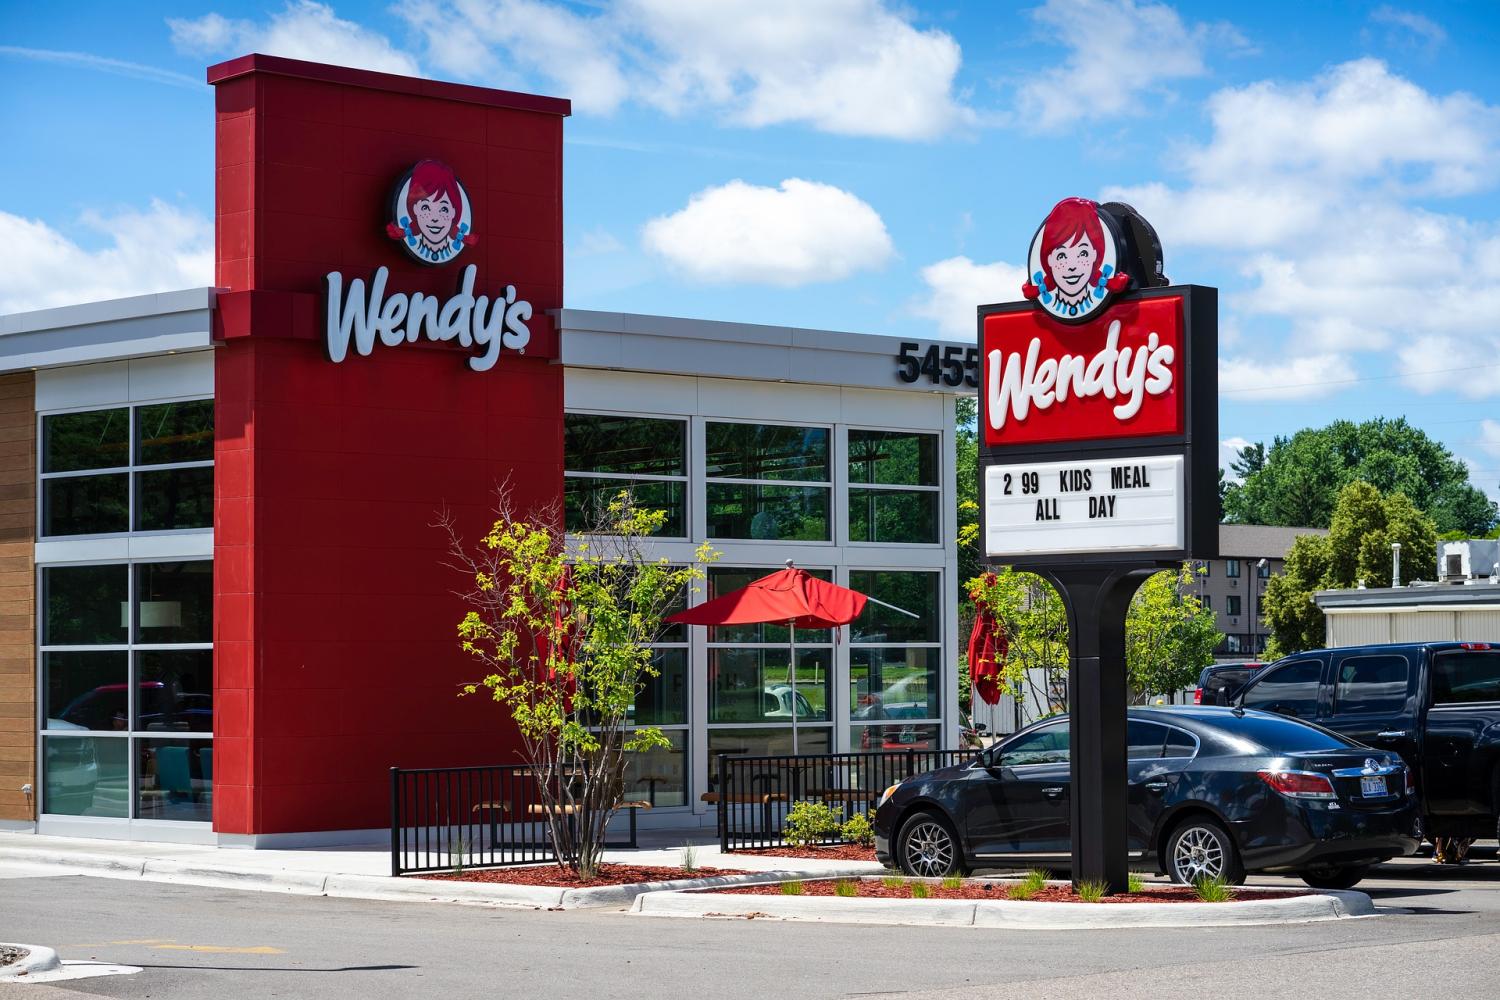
<box><xmin>877</xmin><ymin>783</ymin><xmax>903</xmax><ymax>808</ymax></box>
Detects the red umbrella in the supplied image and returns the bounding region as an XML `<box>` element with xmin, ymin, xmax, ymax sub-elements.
<box><xmin>667</xmin><ymin>562</ymin><xmax>902</xmax><ymax>753</ymax></box>
<box><xmin>967</xmin><ymin>605</ymin><xmax>1007</xmax><ymax>706</ymax></box>
<box><xmin>539</xmin><ymin>567</ymin><xmax>578</xmax><ymax>708</ymax></box>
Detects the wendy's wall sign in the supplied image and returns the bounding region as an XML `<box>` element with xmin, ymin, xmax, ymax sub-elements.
<box><xmin>978</xmin><ymin>198</ymin><xmax>1217</xmax><ymax>564</ymax></box>
<box><xmin>323</xmin><ymin>160</ymin><xmax>535</xmax><ymax>371</ymax></box>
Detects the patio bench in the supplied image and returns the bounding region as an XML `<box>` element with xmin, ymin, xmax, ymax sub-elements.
<box><xmin>525</xmin><ymin>800</ymin><xmax>650</xmax><ymax>848</ymax></box>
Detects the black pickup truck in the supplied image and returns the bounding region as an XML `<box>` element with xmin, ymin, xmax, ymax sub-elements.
<box><xmin>1235</xmin><ymin>642</ymin><xmax>1500</xmax><ymax>840</ymax></box>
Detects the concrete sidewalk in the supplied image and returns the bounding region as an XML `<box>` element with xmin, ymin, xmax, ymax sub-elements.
<box><xmin>0</xmin><ymin>832</ymin><xmax>882</xmax><ymax>910</ymax></box>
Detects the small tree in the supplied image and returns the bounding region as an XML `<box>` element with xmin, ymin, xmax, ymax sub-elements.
<box><xmin>1125</xmin><ymin>563</ymin><xmax>1221</xmax><ymax>703</ymax></box>
<box><xmin>967</xmin><ymin>569</ymin><xmax>1069</xmax><ymax>716</ymax></box>
<box><xmin>442</xmin><ymin>486</ymin><xmax>714</xmax><ymax>879</ymax></box>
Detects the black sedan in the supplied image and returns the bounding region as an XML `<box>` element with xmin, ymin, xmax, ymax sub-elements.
<box><xmin>873</xmin><ymin>707</ymin><xmax>1422</xmax><ymax>889</ymax></box>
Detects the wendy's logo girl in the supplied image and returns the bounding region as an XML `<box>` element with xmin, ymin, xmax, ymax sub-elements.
<box><xmin>386</xmin><ymin>160</ymin><xmax>477</xmax><ymax>265</ymax></box>
<box><xmin>1021</xmin><ymin>197</ymin><xmax>1131</xmax><ymax>323</ymax></box>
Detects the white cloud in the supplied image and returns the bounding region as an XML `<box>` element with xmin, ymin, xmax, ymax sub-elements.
<box><xmin>402</xmin><ymin>0</ymin><xmax>974</xmax><ymax>139</ymax></box>
<box><xmin>0</xmin><ymin>201</ymin><xmax>213</xmax><ymax>314</ymax></box>
<box><xmin>1105</xmin><ymin>59</ymin><xmax>1500</xmax><ymax>398</ymax></box>
<box><xmin>1017</xmin><ymin>0</ymin><xmax>1246</xmax><ymax>130</ymax></box>
<box><xmin>1219</xmin><ymin>436</ymin><xmax>1252</xmax><ymax>480</ymax></box>
<box><xmin>574</xmin><ymin>228</ymin><xmax>625</xmax><ymax>257</ymax></box>
<box><xmin>641</xmin><ymin>178</ymin><xmax>894</xmax><ymax>287</ymax></box>
<box><xmin>911</xmin><ymin>256</ymin><xmax>1028</xmax><ymax>338</ymax></box>
<box><xmin>168</xmin><ymin>1</ymin><xmax>420</xmax><ymax>76</ymax></box>
<box><xmin>1370</xmin><ymin>5</ymin><xmax>1447</xmax><ymax>52</ymax></box>
<box><xmin>1218</xmin><ymin>353</ymin><xmax>1357</xmax><ymax>401</ymax></box>
<box><xmin>1479</xmin><ymin>419</ymin><xmax>1500</xmax><ymax>458</ymax></box>
<box><xmin>0</xmin><ymin>45</ymin><xmax>202</xmax><ymax>89</ymax></box>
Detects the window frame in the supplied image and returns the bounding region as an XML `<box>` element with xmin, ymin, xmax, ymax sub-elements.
<box><xmin>701</xmin><ymin>417</ymin><xmax>835</xmax><ymax>544</ymax></box>
<box><xmin>1225</xmin><ymin>559</ymin><xmax>1241</xmax><ymax>578</ymax></box>
<box><xmin>37</xmin><ymin>396</ymin><xmax>215</xmax><ymax>541</ymax></box>
<box><xmin>1241</xmin><ymin>657</ymin><xmax>1324</xmax><ymax>719</ymax></box>
<box><xmin>563</xmin><ymin>410</ymin><xmax>691</xmax><ymax>541</ymax></box>
<box><xmin>36</xmin><ymin>556</ymin><xmax>214</xmax><ymax>823</ymax></box>
<box><xmin>844</xmin><ymin>425</ymin><xmax>942</xmax><ymax>548</ymax></box>
<box><xmin>1331</xmin><ymin>653</ymin><xmax>1412</xmax><ymax>717</ymax></box>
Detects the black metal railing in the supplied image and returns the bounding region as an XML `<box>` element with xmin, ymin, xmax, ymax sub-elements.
<box><xmin>715</xmin><ymin>748</ymin><xmax>974</xmax><ymax>851</ymax></box>
<box><xmin>391</xmin><ymin>764</ymin><xmax>558</xmax><ymax>876</ymax></box>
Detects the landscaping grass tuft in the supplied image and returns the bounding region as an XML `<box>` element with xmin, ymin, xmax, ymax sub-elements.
<box><xmin>1192</xmin><ymin>876</ymin><xmax>1232</xmax><ymax>902</ymax></box>
<box><xmin>940</xmin><ymin>876</ymin><xmax>964</xmax><ymax>890</ymax></box>
<box><xmin>833</xmin><ymin>879</ymin><xmax>859</xmax><ymax>897</ymax></box>
<box><xmin>1075</xmin><ymin>878</ymin><xmax>1109</xmax><ymax>903</ymax></box>
<box><xmin>882</xmin><ymin>876</ymin><xmax>908</xmax><ymax>889</ymax></box>
<box><xmin>909</xmin><ymin>882</ymin><xmax>932</xmax><ymax>899</ymax></box>
<box><xmin>779</xmin><ymin>881</ymin><xmax>805</xmax><ymax>895</ymax></box>
<box><xmin>1127</xmin><ymin>872</ymin><xmax>1145</xmax><ymax>894</ymax></box>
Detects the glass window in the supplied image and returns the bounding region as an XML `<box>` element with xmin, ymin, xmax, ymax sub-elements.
<box><xmin>708</xmin><ymin>648</ymin><xmax>831</xmax><ymax>724</ymax></box>
<box><xmin>1432</xmin><ymin>650</ymin><xmax>1500</xmax><ymax>705</ymax></box>
<box><xmin>847</xmin><ymin>431</ymin><xmax>937</xmax><ymax>486</ymax></box>
<box><xmin>1164</xmin><ymin>727</ymin><xmax>1198</xmax><ymax>758</ymax></box>
<box><xmin>851</xmin><ymin>722</ymin><xmax>942</xmax><ymax>752</ymax></box>
<box><xmin>1257</xmin><ymin>561</ymin><xmax>1272</xmax><ymax>578</ymax></box>
<box><xmin>1224</xmin><ymin>635</ymin><xmax>1243</xmax><ymax>653</ymax></box>
<box><xmin>706</xmin><ymin>483</ymin><xmax>829</xmax><ymax>541</ymax></box>
<box><xmin>621</xmin><ymin>731</ymin><xmax>686</xmax><ymax>808</ymax></box>
<box><xmin>705</xmin><ymin>423</ymin><xmax>828</xmax><ymax>482</ymax></box>
<box><xmin>42</xmin><ymin>475</ymin><xmax>129</xmax><ymax>536</ymax></box>
<box><xmin>137</xmin><ymin>650</ymin><xmax>214</xmax><ymax>733</ymax></box>
<box><xmin>849</xmin><ymin>571</ymin><xmax>939</xmax><ymax>644</ymax></box>
<box><xmin>136</xmin><ymin>400</ymin><xmax>214</xmax><ymax>466</ymax></box>
<box><xmin>1241</xmin><ymin>659</ymin><xmax>1323</xmax><ymax>719</ymax></box>
<box><xmin>848</xmin><ymin>489</ymin><xmax>938</xmax><ymax>544</ymax></box>
<box><xmin>851</xmin><ymin>648</ymin><xmax>939</xmax><ymax>721</ymax></box>
<box><xmin>135</xmin><ymin>562</ymin><xmax>213</xmax><ymax>645</ymax></box>
<box><xmin>44</xmin><ymin>565</ymin><xmax>128</xmax><ymax>646</ymax></box>
<box><xmin>42</xmin><ymin>735</ymin><xmax>129</xmax><ymax>817</ymax></box>
<box><xmin>707</xmin><ymin>727</ymin><xmax>832</xmax><ymax>786</ymax></box>
<box><xmin>565</xmin><ymin>414</ymin><xmax>685</xmax><ymax>476</ymax></box>
<box><xmin>135</xmin><ymin>467</ymin><xmax>214</xmax><ymax>532</ymax></box>
<box><xmin>43</xmin><ymin>409</ymin><xmax>129</xmax><ymax>473</ymax></box>
<box><xmin>1202</xmin><ymin>594</ymin><xmax>1211</xmax><ymax>611</ymax></box>
<box><xmin>1225</xmin><ymin>559</ymin><xmax>1241</xmax><ymax>578</ymax></box>
<box><xmin>565</xmin><ymin>478</ymin><xmax>685</xmax><ymax>537</ymax></box>
<box><xmin>135</xmin><ymin>738</ymin><xmax>213</xmax><ymax>821</ymax></box>
<box><xmin>1127</xmin><ymin>720</ymin><xmax>1169</xmax><ymax>759</ymax></box>
<box><xmin>1225</xmin><ymin>595</ymin><xmax>1242</xmax><ymax>617</ymax></box>
<box><xmin>632</xmin><ymin>648</ymin><xmax>686</xmax><ymax>727</ymax></box>
<box><xmin>1333</xmin><ymin>655</ymin><xmax>1410</xmax><ymax>716</ymax></box>
<box><xmin>997</xmin><ymin>723</ymin><xmax>1069</xmax><ymax>766</ymax></box>
<box><xmin>43</xmin><ymin>652</ymin><xmax>130</xmax><ymax>731</ymax></box>
<box><xmin>1198</xmin><ymin>561</ymin><xmax>1211</xmax><ymax>577</ymax></box>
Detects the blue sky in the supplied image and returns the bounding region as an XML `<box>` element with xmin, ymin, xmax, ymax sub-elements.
<box><xmin>2</xmin><ymin>0</ymin><xmax>1499</xmax><ymax>500</ymax></box>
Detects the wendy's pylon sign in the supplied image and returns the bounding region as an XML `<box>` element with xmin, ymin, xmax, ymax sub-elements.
<box><xmin>977</xmin><ymin>197</ymin><xmax>1217</xmax><ymax>564</ymax></box>
<box><xmin>323</xmin><ymin>160</ymin><xmax>534</xmax><ymax>371</ymax></box>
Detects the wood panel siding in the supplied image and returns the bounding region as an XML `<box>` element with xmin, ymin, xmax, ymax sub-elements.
<box><xmin>0</xmin><ymin>372</ymin><xmax>34</xmax><ymax>822</ymax></box>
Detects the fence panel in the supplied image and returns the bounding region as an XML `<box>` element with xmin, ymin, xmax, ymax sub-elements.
<box><xmin>390</xmin><ymin>764</ymin><xmax>558</xmax><ymax>876</ymax></box>
<box><xmin>715</xmin><ymin>748</ymin><xmax>973</xmax><ymax>851</ymax></box>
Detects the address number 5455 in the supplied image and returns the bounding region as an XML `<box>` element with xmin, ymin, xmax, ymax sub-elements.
<box><xmin>897</xmin><ymin>343</ymin><xmax>980</xmax><ymax>388</ymax></box>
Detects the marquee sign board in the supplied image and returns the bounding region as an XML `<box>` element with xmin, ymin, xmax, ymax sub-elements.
<box><xmin>978</xmin><ymin>198</ymin><xmax>1217</xmax><ymax>567</ymax></box>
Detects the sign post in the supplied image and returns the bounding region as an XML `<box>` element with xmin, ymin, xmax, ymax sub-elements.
<box><xmin>977</xmin><ymin>199</ymin><xmax>1217</xmax><ymax>892</ymax></box>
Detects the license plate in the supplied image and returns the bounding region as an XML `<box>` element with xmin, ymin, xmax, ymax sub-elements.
<box><xmin>1360</xmin><ymin>775</ymin><xmax>1387</xmax><ymax>797</ymax></box>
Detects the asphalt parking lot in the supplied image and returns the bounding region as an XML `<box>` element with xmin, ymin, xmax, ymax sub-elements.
<box><xmin>3</xmin><ymin>851</ymin><xmax>1499</xmax><ymax>1000</ymax></box>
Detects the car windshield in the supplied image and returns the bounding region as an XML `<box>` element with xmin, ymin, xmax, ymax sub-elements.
<box><xmin>1216</xmin><ymin>713</ymin><xmax>1358</xmax><ymax>753</ymax></box>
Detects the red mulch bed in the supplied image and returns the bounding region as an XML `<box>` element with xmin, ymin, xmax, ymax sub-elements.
<box><xmin>414</xmin><ymin>863</ymin><xmax>751</xmax><ymax>888</ymax></box>
<box><xmin>715</xmin><ymin>879</ymin><xmax>1304</xmax><ymax>903</ymax></box>
<box><xmin>729</xmin><ymin>844</ymin><xmax>879</xmax><ymax>862</ymax></box>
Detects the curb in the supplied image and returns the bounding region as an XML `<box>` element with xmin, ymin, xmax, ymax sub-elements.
<box><xmin>630</xmin><ymin>886</ymin><xmax>1378</xmax><ymax>929</ymax></box>
<box><xmin>0</xmin><ymin>944</ymin><xmax>62</xmax><ymax>980</ymax></box>
<box><xmin>0</xmin><ymin>846</ymin><xmax>874</xmax><ymax>910</ymax></box>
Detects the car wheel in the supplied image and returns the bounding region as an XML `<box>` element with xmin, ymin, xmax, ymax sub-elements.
<box><xmin>1299</xmin><ymin>863</ymin><xmax>1372</xmax><ymax>890</ymax></box>
<box><xmin>896</xmin><ymin>810</ymin><xmax>969</xmax><ymax>879</ymax></box>
<box><xmin>1165</xmin><ymin>817</ymin><xmax>1245</xmax><ymax>885</ymax></box>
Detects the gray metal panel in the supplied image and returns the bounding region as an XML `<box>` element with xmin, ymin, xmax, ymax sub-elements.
<box><xmin>0</xmin><ymin>288</ymin><xmax>217</xmax><ymax>374</ymax></box>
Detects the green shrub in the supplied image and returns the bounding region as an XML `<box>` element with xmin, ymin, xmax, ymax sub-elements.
<box><xmin>910</xmin><ymin>882</ymin><xmax>932</xmax><ymax>899</ymax></box>
<box><xmin>840</xmin><ymin>811</ymin><xmax>876</xmax><ymax>847</ymax></box>
<box><xmin>1127</xmin><ymin>872</ymin><xmax>1145</xmax><ymax>894</ymax></box>
<box><xmin>834</xmin><ymin>879</ymin><xmax>859</xmax><ymax>897</ymax></box>
<box><xmin>779</xmin><ymin>880</ymin><xmax>806</xmax><ymax>895</ymax></box>
<box><xmin>1075</xmin><ymin>879</ymin><xmax>1109</xmax><ymax>903</ymax></box>
<box><xmin>1022</xmin><ymin>869</ymin><xmax>1051</xmax><ymax>893</ymax></box>
<box><xmin>940</xmin><ymin>876</ymin><xmax>963</xmax><ymax>890</ymax></box>
<box><xmin>1006</xmin><ymin>883</ymin><xmax>1036</xmax><ymax>900</ymax></box>
<box><xmin>680</xmin><ymin>843</ymin><xmax>698</xmax><ymax>873</ymax></box>
<box><xmin>782</xmin><ymin>801</ymin><xmax>842</xmax><ymax>847</ymax></box>
<box><xmin>1192</xmin><ymin>876</ymin><xmax>1232</xmax><ymax>902</ymax></box>
<box><xmin>882</xmin><ymin>876</ymin><xmax>907</xmax><ymax>889</ymax></box>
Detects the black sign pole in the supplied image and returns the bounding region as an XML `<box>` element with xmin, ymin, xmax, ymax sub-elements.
<box><xmin>1039</xmin><ymin>564</ymin><xmax>1159</xmax><ymax>893</ymax></box>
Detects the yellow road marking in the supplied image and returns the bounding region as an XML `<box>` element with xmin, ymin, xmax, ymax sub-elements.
<box><xmin>154</xmin><ymin>944</ymin><xmax>285</xmax><ymax>955</ymax></box>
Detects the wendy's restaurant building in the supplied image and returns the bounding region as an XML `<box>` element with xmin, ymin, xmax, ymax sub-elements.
<box><xmin>0</xmin><ymin>55</ymin><xmax>969</xmax><ymax>846</ymax></box>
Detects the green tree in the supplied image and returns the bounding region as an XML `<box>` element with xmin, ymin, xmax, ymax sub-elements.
<box><xmin>1125</xmin><ymin>564</ymin><xmax>1222</xmax><ymax>703</ymax></box>
<box><xmin>1262</xmin><ymin>480</ymin><xmax>1439</xmax><ymax>656</ymax></box>
<box><xmin>442</xmin><ymin>486</ymin><xmax>716</xmax><ymax>878</ymax></box>
<box><xmin>968</xmin><ymin>569</ymin><xmax>1069</xmax><ymax>716</ymax></box>
<box><xmin>955</xmin><ymin>395</ymin><xmax>980</xmax><ymax>593</ymax></box>
<box><xmin>1223</xmin><ymin>418</ymin><xmax>1497</xmax><ymax>534</ymax></box>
